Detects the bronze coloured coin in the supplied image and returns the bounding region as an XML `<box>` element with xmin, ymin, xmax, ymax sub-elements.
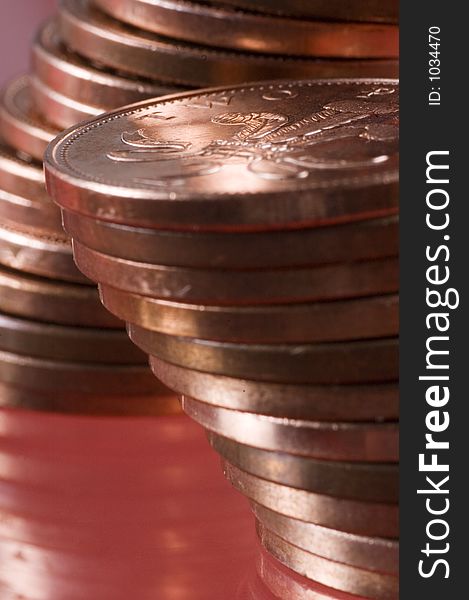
<box><xmin>0</xmin><ymin>349</ymin><xmax>162</xmax><ymax>395</ymax></box>
<box><xmin>0</xmin><ymin>381</ymin><xmax>180</xmax><ymax>416</ymax></box>
<box><xmin>205</xmin><ymin>0</ymin><xmax>399</xmax><ymax>23</ymax></box>
<box><xmin>223</xmin><ymin>462</ymin><xmax>398</xmax><ymax>537</ymax></box>
<box><xmin>182</xmin><ymin>397</ymin><xmax>398</xmax><ymax>461</ymax></box>
<box><xmin>100</xmin><ymin>285</ymin><xmax>398</xmax><ymax>343</ymax></box>
<box><xmin>208</xmin><ymin>433</ymin><xmax>398</xmax><ymax>502</ymax></box>
<box><xmin>151</xmin><ymin>357</ymin><xmax>399</xmax><ymax>421</ymax></box>
<box><xmin>0</xmin><ymin>265</ymin><xmax>120</xmax><ymax>328</ymax></box>
<box><xmin>0</xmin><ymin>187</ymin><xmax>63</xmax><ymax>236</ymax></box>
<box><xmin>0</xmin><ymin>312</ymin><xmax>144</xmax><ymax>364</ymax></box>
<box><xmin>252</xmin><ymin>504</ymin><xmax>398</xmax><ymax>575</ymax></box>
<box><xmin>31</xmin><ymin>76</ymin><xmax>102</xmax><ymax>130</ymax></box>
<box><xmin>0</xmin><ymin>76</ymin><xmax>58</xmax><ymax>161</ymax></box>
<box><xmin>257</xmin><ymin>523</ymin><xmax>398</xmax><ymax>599</ymax></box>
<box><xmin>33</xmin><ymin>20</ymin><xmax>184</xmax><ymax>113</ymax></box>
<box><xmin>58</xmin><ymin>1</ymin><xmax>398</xmax><ymax>87</ymax></box>
<box><xmin>257</xmin><ymin>546</ymin><xmax>364</xmax><ymax>600</ymax></box>
<box><xmin>0</xmin><ymin>142</ymin><xmax>48</xmax><ymax>202</ymax></box>
<box><xmin>130</xmin><ymin>327</ymin><xmax>398</xmax><ymax>384</ymax></box>
<box><xmin>94</xmin><ymin>0</ymin><xmax>398</xmax><ymax>58</ymax></box>
<box><xmin>74</xmin><ymin>243</ymin><xmax>398</xmax><ymax>305</ymax></box>
<box><xmin>0</xmin><ymin>223</ymin><xmax>89</xmax><ymax>284</ymax></box>
<box><xmin>62</xmin><ymin>210</ymin><xmax>398</xmax><ymax>269</ymax></box>
<box><xmin>45</xmin><ymin>80</ymin><xmax>398</xmax><ymax>231</ymax></box>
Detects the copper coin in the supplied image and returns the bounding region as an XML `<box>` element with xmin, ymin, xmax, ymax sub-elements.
<box><xmin>208</xmin><ymin>433</ymin><xmax>398</xmax><ymax>502</ymax></box>
<box><xmin>0</xmin><ymin>312</ymin><xmax>144</xmax><ymax>364</ymax></box>
<box><xmin>31</xmin><ymin>76</ymin><xmax>103</xmax><ymax>130</ymax></box>
<box><xmin>0</xmin><ymin>348</ymin><xmax>162</xmax><ymax>395</ymax></box>
<box><xmin>94</xmin><ymin>0</ymin><xmax>398</xmax><ymax>58</ymax></box>
<box><xmin>223</xmin><ymin>462</ymin><xmax>398</xmax><ymax>538</ymax></box>
<box><xmin>205</xmin><ymin>0</ymin><xmax>398</xmax><ymax>23</ymax></box>
<box><xmin>46</xmin><ymin>80</ymin><xmax>398</xmax><ymax>231</ymax></box>
<box><xmin>0</xmin><ymin>187</ymin><xmax>63</xmax><ymax>236</ymax></box>
<box><xmin>130</xmin><ymin>328</ymin><xmax>398</xmax><ymax>385</ymax></box>
<box><xmin>58</xmin><ymin>1</ymin><xmax>398</xmax><ymax>87</ymax></box>
<box><xmin>151</xmin><ymin>357</ymin><xmax>399</xmax><ymax>421</ymax></box>
<box><xmin>74</xmin><ymin>243</ymin><xmax>398</xmax><ymax>306</ymax></box>
<box><xmin>45</xmin><ymin>80</ymin><xmax>398</xmax><ymax>232</ymax></box>
<box><xmin>0</xmin><ymin>264</ymin><xmax>120</xmax><ymax>328</ymax></box>
<box><xmin>0</xmin><ymin>76</ymin><xmax>58</xmax><ymax>162</ymax></box>
<box><xmin>62</xmin><ymin>209</ymin><xmax>398</xmax><ymax>269</ymax></box>
<box><xmin>183</xmin><ymin>397</ymin><xmax>398</xmax><ymax>461</ymax></box>
<box><xmin>0</xmin><ymin>381</ymin><xmax>179</xmax><ymax>416</ymax></box>
<box><xmin>257</xmin><ymin>523</ymin><xmax>398</xmax><ymax>599</ymax></box>
<box><xmin>32</xmin><ymin>20</ymin><xmax>185</xmax><ymax>113</ymax></box>
<box><xmin>100</xmin><ymin>285</ymin><xmax>398</xmax><ymax>344</ymax></box>
<box><xmin>0</xmin><ymin>142</ymin><xmax>48</xmax><ymax>202</ymax></box>
<box><xmin>0</xmin><ymin>223</ymin><xmax>89</xmax><ymax>284</ymax></box>
<box><xmin>0</xmin><ymin>143</ymin><xmax>62</xmax><ymax>235</ymax></box>
<box><xmin>253</xmin><ymin>504</ymin><xmax>398</xmax><ymax>575</ymax></box>
<box><xmin>257</xmin><ymin>546</ymin><xmax>372</xmax><ymax>600</ymax></box>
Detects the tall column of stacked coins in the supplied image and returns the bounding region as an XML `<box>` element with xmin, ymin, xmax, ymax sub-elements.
<box><xmin>45</xmin><ymin>78</ymin><xmax>399</xmax><ymax>600</ymax></box>
<box><xmin>1</xmin><ymin>0</ymin><xmax>398</xmax><ymax>597</ymax></box>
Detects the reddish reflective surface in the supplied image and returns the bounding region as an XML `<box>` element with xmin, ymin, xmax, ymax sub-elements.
<box><xmin>0</xmin><ymin>408</ymin><xmax>258</xmax><ymax>599</ymax></box>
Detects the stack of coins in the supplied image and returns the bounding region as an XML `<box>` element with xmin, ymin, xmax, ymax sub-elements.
<box><xmin>0</xmin><ymin>5</ymin><xmax>187</xmax><ymax>412</ymax></box>
<box><xmin>0</xmin><ymin>0</ymin><xmax>398</xmax><ymax>414</ymax></box>
<box><xmin>45</xmin><ymin>80</ymin><xmax>399</xmax><ymax>599</ymax></box>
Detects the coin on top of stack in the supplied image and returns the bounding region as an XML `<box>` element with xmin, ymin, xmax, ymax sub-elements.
<box><xmin>45</xmin><ymin>79</ymin><xmax>399</xmax><ymax>597</ymax></box>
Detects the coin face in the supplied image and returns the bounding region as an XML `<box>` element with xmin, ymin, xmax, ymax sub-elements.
<box><xmin>46</xmin><ymin>80</ymin><xmax>399</xmax><ymax>231</ymax></box>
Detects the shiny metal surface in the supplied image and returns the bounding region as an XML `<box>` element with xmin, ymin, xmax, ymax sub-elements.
<box><xmin>62</xmin><ymin>209</ymin><xmax>398</xmax><ymax>268</ymax></box>
<box><xmin>95</xmin><ymin>0</ymin><xmax>398</xmax><ymax>58</ymax></box>
<box><xmin>182</xmin><ymin>397</ymin><xmax>398</xmax><ymax>462</ymax></box>
<box><xmin>224</xmin><ymin>461</ymin><xmax>398</xmax><ymax>538</ymax></box>
<box><xmin>253</xmin><ymin>504</ymin><xmax>398</xmax><ymax>574</ymax></box>
<box><xmin>0</xmin><ymin>76</ymin><xmax>58</xmax><ymax>161</ymax></box>
<box><xmin>46</xmin><ymin>79</ymin><xmax>398</xmax><ymax>231</ymax></box>
<box><xmin>0</xmin><ymin>223</ymin><xmax>89</xmax><ymax>284</ymax></box>
<box><xmin>0</xmin><ymin>264</ymin><xmax>120</xmax><ymax>327</ymax></box>
<box><xmin>32</xmin><ymin>19</ymin><xmax>184</xmax><ymax>110</ymax></box>
<box><xmin>131</xmin><ymin>327</ymin><xmax>398</xmax><ymax>385</ymax></box>
<box><xmin>151</xmin><ymin>357</ymin><xmax>399</xmax><ymax>421</ymax></box>
<box><xmin>100</xmin><ymin>285</ymin><xmax>398</xmax><ymax>343</ymax></box>
<box><xmin>58</xmin><ymin>1</ymin><xmax>398</xmax><ymax>87</ymax></box>
<box><xmin>74</xmin><ymin>242</ymin><xmax>398</xmax><ymax>305</ymax></box>
<box><xmin>209</xmin><ymin>433</ymin><xmax>398</xmax><ymax>502</ymax></box>
<box><xmin>257</xmin><ymin>523</ymin><xmax>398</xmax><ymax>599</ymax></box>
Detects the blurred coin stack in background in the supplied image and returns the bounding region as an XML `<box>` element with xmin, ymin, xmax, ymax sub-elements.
<box><xmin>46</xmin><ymin>78</ymin><xmax>399</xmax><ymax>600</ymax></box>
<box><xmin>1</xmin><ymin>1</ymin><xmax>398</xmax><ymax>598</ymax></box>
